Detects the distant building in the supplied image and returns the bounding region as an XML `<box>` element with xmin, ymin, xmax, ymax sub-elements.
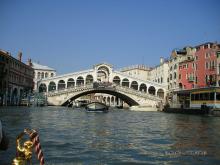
<box><xmin>119</xmin><ymin>64</ymin><xmax>151</xmax><ymax>81</ymax></box>
<box><xmin>31</xmin><ymin>62</ymin><xmax>56</xmax><ymax>91</ymax></box>
<box><xmin>0</xmin><ymin>50</ymin><xmax>34</xmax><ymax>106</ymax></box>
<box><xmin>149</xmin><ymin>57</ymin><xmax>169</xmax><ymax>88</ymax></box>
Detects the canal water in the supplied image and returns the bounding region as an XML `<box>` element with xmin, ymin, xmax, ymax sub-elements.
<box><xmin>0</xmin><ymin>106</ymin><xmax>220</xmax><ymax>165</ymax></box>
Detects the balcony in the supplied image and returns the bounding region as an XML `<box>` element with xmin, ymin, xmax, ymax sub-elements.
<box><xmin>209</xmin><ymin>66</ymin><xmax>216</xmax><ymax>71</ymax></box>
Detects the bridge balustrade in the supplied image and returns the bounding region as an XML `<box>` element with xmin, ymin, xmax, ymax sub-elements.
<box><xmin>46</xmin><ymin>82</ymin><xmax>163</xmax><ymax>102</ymax></box>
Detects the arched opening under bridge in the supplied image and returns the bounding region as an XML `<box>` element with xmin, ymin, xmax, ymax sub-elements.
<box><xmin>62</xmin><ymin>89</ymin><xmax>139</xmax><ymax>107</ymax></box>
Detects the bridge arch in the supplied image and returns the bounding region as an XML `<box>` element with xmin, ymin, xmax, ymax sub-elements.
<box><xmin>76</xmin><ymin>76</ymin><xmax>84</xmax><ymax>86</ymax></box>
<box><xmin>148</xmin><ymin>86</ymin><xmax>156</xmax><ymax>95</ymax></box>
<box><xmin>113</xmin><ymin>76</ymin><xmax>121</xmax><ymax>85</ymax></box>
<box><xmin>86</xmin><ymin>75</ymin><xmax>94</xmax><ymax>85</ymax></box>
<box><xmin>157</xmin><ymin>88</ymin><xmax>165</xmax><ymax>98</ymax></box>
<box><xmin>139</xmin><ymin>83</ymin><xmax>147</xmax><ymax>92</ymax></box>
<box><xmin>58</xmin><ymin>80</ymin><xmax>66</xmax><ymax>90</ymax></box>
<box><xmin>48</xmin><ymin>81</ymin><xmax>56</xmax><ymax>91</ymax></box>
<box><xmin>122</xmin><ymin>78</ymin><xmax>129</xmax><ymax>87</ymax></box>
<box><xmin>39</xmin><ymin>83</ymin><xmax>47</xmax><ymax>93</ymax></box>
<box><xmin>97</xmin><ymin>66</ymin><xmax>110</xmax><ymax>82</ymax></box>
<box><xmin>67</xmin><ymin>78</ymin><xmax>75</xmax><ymax>88</ymax></box>
<box><xmin>62</xmin><ymin>89</ymin><xmax>139</xmax><ymax>106</ymax></box>
<box><xmin>131</xmin><ymin>81</ymin><xmax>138</xmax><ymax>90</ymax></box>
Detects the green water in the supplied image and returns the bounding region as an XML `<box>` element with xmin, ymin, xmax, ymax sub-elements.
<box><xmin>0</xmin><ymin>106</ymin><xmax>220</xmax><ymax>164</ymax></box>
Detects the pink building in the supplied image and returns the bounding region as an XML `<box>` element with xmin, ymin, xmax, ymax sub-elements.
<box><xmin>178</xmin><ymin>42</ymin><xmax>220</xmax><ymax>90</ymax></box>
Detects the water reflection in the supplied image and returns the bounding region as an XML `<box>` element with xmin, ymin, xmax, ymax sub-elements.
<box><xmin>0</xmin><ymin>107</ymin><xmax>220</xmax><ymax>164</ymax></box>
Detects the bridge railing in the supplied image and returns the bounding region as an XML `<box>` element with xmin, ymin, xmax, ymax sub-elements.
<box><xmin>47</xmin><ymin>82</ymin><xmax>163</xmax><ymax>101</ymax></box>
<box><xmin>114</xmin><ymin>84</ymin><xmax>163</xmax><ymax>101</ymax></box>
<box><xmin>47</xmin><ymin>84</ymin><xmax>94</xmax><ymax>96</ymax></box>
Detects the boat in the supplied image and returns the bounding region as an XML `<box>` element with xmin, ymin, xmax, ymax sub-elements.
<box><xmin>129</xmin><ymin>105</ymin><xmax>158</xmax><ymax>111</ymax></box>
<box><xmin>85</xmin><ymin>102</ymin><xmax>109</xmax><ymax>112</ymax></box>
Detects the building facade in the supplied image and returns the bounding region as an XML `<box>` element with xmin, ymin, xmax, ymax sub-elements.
<box><xmin>178</xmin><ymin>42</ymin><xmax>220</xmax><ymax>90</ymax></box>
<box><xmin>149</xmin><ymin>57</ymin><xmax>169</xmax><ymax>88</ymax></box>
<box><xmin>119</xmin><ymin>65</ymin><xmax>151</xmax><ymax>81</ymax></box>
<box><xmin>32</xmin><ymin>62</ymin><xmax>56</xmax><ymax>91</ymax></box>
<box><xmin>168</xmin><ymin>47</ymin><xmax>196</xmax><ymax>90</ymax></box>
<box><xmin>0</xmin><ymin>50</ymin><xmax>34</xmax><ymax>106</ymax></box>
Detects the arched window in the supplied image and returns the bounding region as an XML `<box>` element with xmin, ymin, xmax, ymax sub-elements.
<box><xmin>39</xmin><ymin>83</ymin><xmax>47</xmax><ymax>93</ymax></box>
<box><xmin>148</xmin><ymin>86</ymin><xmax>156</xmax><ymax>95</ymax></box>
<box><xmin>86</xmin><ymin>75</ymin><xmax>93</xmax><ymax>85</ymax></box>
<box><xmin>37</xmin><ymin>72</ymin><xmax>41</xmax><ymax>79</ymax></box>
<box><xmin>157</xmin><ymin>89</ymin><xmax>164</xmax><ymax>98</ymax></box>
<box><xmin>48</xmin><ymin>81</ymin><xmax>56</xmax><ymax>91</ymax></box>
<box><xmin>58</xmin><ymin>80</ymin><xmax>66</xmax><ymax>90</ymax></box>
<box><xmin>139</xmin><ymin>83</ymin><xmax>147</xmax><ymax>92</ymax></box>
<box><xmin>122</xmin><ymin>78</ymin><xmax>129</xmax><ymax>87</ymax></box>
<box><xmin>67</xmin><ymin>78</ymin><xmax>75</xmax><ymax>88</ymax></box>
<box><xmin>45</xmin><ymin>72</ymin><xmax>48</xmax><ymax>78</ymax></box>
<box><xmin>130</xmin><ymin>81</ymin><xmax>138</xmax><ymax>90</ymax></box>
<box><xmin>76</xmin><ymin>76</ymin><xmax>84</xmax><ymax>86</ymax></box>
<box><xmin>41</xmin><ymin>72</ymin><xmax>44</xmax><ymax>79</ymax></box>
<box><xmin>113</xmin><ymin>76</ymin><xmax>121</xmax><ymax>85</ymax></box>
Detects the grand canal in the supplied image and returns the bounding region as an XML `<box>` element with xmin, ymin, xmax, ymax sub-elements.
<box><xmin>1</xmin><ymin>106</ymin><xmax>220</xmax><ymax>165</ymax></box>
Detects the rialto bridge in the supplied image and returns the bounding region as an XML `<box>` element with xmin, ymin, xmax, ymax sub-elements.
<box><xmin>37</xmin><ymin>63</ymin><xmax>167</xmax><ymax>107</ymax></box>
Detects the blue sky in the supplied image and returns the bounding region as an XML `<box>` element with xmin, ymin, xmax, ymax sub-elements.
<box><xmin>1</xmin><ymin>0</ymin><xmax>220</xmax><ymax>74</ymax></box>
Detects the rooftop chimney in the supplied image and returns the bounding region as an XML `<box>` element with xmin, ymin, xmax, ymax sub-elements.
<box><xmin>28</xmin><ymin>58</ymin><xmax>32</xmax><ymax>66</ymax></box>
<box><xmin>160</xmin><ymin>57</ymin><xmax>164</xmax><ymax>64</ymax></box>
<box><xmin>18</xmin><ymin>51</ymin><xmax>22</xmax><ymax>61</ymax></box>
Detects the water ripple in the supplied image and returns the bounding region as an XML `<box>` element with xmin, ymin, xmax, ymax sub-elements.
<box><xmin>0</xmin><ymin>107</ymin><xmax>220</xmax><ymax>164</ymax></box>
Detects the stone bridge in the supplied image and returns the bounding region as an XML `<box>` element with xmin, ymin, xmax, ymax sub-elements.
<box><xmin>37</xmin><ymin>63</ymin><xmax>167</xmax><ymax>107</ymax></box>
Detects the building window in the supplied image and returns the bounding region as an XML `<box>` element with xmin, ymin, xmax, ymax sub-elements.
<box><xmin>218</xmin><ymin>64</ymin><xmax>220</xmax><ymax>75</ymax></box>
<box><xmin>206</xmin><ymin>62</ymin><xmax>209</xmax><ymax>69</ymax></box>
<box><xmin>45</xmin><ymin>72</ymin><xmax>48</xmax><ymax>78</ymax></box>
<box><xmin>37</xmin><ymin>72</ymin><xmax>40</xmax><ymax>79</ymax></box>
<box><xmin>205</xmin><ymin>75</ymin><xmax>208</xmax><ymax>84</ymax></box>
<box><xmin>41</xmin><ymin>72</ymin><xmax>44</xmax><ymax>79</ymax></box>
<box><xmin>174</xmin><ymin>72</ymin><xmax>177</xmax><ymax>79</ymax></box>
<box><xmin>51</xmin><ymin>73</ymin><xmax>54</xmax><ymax>77</ymax></box>
<box><xmin>204</xmin><ymin>44</ymin><xmax>209</xmax><ymax>49</ymax></box>
<box><xmin>205</xmin><ymin>52</ymin><xmax>210</xmax><ymax>58</ymax></box>
<box><xmin>179</xmin><ymin>74</ymin><xmax>181</xmax><ymax>80</ymax></box>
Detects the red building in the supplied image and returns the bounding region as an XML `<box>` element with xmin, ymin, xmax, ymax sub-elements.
<box><xmin>179</xmin><ymin>57</ymin><xmax>194</xmax><ymax>89</ymax></box>
<box><xmin>178</xmin><ymin>42</ymin><xmax>220</xmax><ymax>90</ymax></box>
<box><xmin>195</xmin><ymin>42</ymin><xmax>218</xmax><ymax>87</ymax></box>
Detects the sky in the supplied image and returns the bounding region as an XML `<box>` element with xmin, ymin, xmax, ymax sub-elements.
<box><xmin>1</xmin><ymin>0</ymin><xmax>220</xmax><ymax>74</ymax></box>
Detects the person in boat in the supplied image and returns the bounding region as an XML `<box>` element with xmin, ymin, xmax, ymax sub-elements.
<box><xmin>0</xmin><ymin>120</ymin><xmax>9</xmax><ymax>150</ymax></box>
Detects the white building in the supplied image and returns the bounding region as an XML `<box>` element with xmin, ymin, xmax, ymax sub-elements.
<box><xmin>32</xmin><ymin>62</ymin><xmax>56</xmax><ymax>91</ymax></box>
<box><xmin>119</xmin><ymin>65</ymin><xmax>151</xmax><ymax>81</ymax></box>
<box><xmin>168</xmin><ymin>47</ymin><xmax>196</xmax><ymax>90</ymax></box>
<box><xmin>149</xmin><ymin>57</ymin><xmax>169</xmax><ymax>89</ymax></box>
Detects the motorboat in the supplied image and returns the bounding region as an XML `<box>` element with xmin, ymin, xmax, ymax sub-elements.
<box><xmin>85</xmin><ymin>102</ymin><xmax>109</xmax><ymax>112</ymax></box>
<box><xmin>129</xmin><ymin>105</ymin><xmax>158</xmax><ymax>111</ymax></box>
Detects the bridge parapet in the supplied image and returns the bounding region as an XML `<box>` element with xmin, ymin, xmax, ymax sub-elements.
<box><xmin>47</xmin><ymin>84</ymin><xmax>94</xmax><ymax>97</ymax></box>
<box><xmin>47</xmin><ymin>82</ymin><xmax>163</xmax><ymax>101</ymax></box>
<box><xmin>114</xmin><ymin>85</ymin><xmax>163</xmax><ymax>101</ymax></box>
